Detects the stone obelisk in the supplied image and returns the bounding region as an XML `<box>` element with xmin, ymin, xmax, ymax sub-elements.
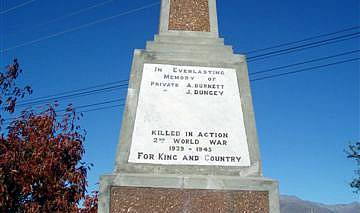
<box><xmin>98</xmin><ymin>0</ymin><xmax>280</xmax><ymax>212</ymax></box>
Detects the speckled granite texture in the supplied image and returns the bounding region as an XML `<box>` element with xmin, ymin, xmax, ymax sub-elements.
<box><xmin>110</xmin><ymin>187</ymin><xmax>269</xmax><ymax>213</ymax></box>
<box><xmin>168</xmin><ymin>0</ymin><xmax>210</xmax><ymax>32</ymax></box>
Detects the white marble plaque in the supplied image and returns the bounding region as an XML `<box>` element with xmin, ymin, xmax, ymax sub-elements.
<box><xmin>128</xmin><ymin>64</ymin><xmax>250</xmax><ymax>166</ymax></box>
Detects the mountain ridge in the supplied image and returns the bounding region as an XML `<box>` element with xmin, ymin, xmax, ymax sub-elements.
<box><xmin>280</xmin><ymin>195</ymin><xmax>359</xmax><ymax>213</ymax></box>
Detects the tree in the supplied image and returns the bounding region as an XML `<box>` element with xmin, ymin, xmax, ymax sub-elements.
<box><xmin>0</xmin><ymin>59</ymin><xmax>98</xmax><ymax>212</ymax></box>
<box><xmin>347</xmin><ymin>141</ymin><xmax>360</xmax><ymax>193</ymax></box>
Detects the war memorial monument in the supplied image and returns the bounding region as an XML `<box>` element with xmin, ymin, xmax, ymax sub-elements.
<box><xmin>98</xmin><ymin>0</ymin><xmax>280</xmax><ymax>212</ymax></box>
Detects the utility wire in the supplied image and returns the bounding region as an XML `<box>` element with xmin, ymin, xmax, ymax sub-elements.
<box><xmin>18</xmin><ymin>57</ymin><xmax>359</xmax><ymax>115</ymax></box>
<box><xmin>10</xmin><ymin>49</ymin><xmax>359</xmax><ymax>109</ymax></box>
<box><xmin>53</xmin><ymin>103</ymin><xmax>124</xmax><ymax>120</ymax></box>
<box><xmin>36</xmin><ymin>0</ymin><xmax>118</xmax><ymax>27</ymax></box>
<box><xmin>11</xmin><ymin>83</ymin><xmax>128</xmax><ymax>109</ymax></box>
<box><xmin>247</xmin><ymin>32</ymin><xmax>360</xmax><ymax>60</ymax></box>
<box><xmin>15</xmin><ymin>57</ymin><xmax>360</xmax><ymax>111</ymax></box>
<box><xmin>0</xmin><ymin>1</ymin><xmax>356</xmax><ymax>59</ymax></box>
<box><xmin>248</xmin><ymin>35</ymin><xmax>360</xmax><ymax>62</ymax></box>
<box><xmin>0</xmin><ymin>1</ymin><xmax>160</xmax><ymax>53</ymax></box>
<box><xmin>250</xmin><ymin>57</ymin><xmax>360</xmax><ymax>82</ymax></box>
<box><xmin>2</xmin><ymin>57</ymin><xmax>359</xmax><ymax>122</ymax></box>
<box><xmin>48</xmin><ymin>103</ymin><xmax>124</xmax><ymax>123</ymax></box>
<box><xmin>244</xmin><ymin>26</ymin><xmax>360</xmax><ymax>55</ymax></box>
<box><xmin>78</xmin><ymin>103</ymin><xmax>124</xmax><ymax>114</ymax></box>
<box><xmin>7</xmin><ymin>0</ymin><xmax>119</xmax><ymax>35</ymax></box>
<box><xmin>249</xmin><ymin>49</ymin><xmax>360</xmax><ymax>75</ymax></box>
<box><xmin>0</xmin><ymin>0</ymin><xmax>357</xmax><ymax>57</ymax></box>
<box><xmin>62</xmin><ymin>98</ymin><xmax>124</xmax><ymax>112</ymax></box>
<box><xmin>0</xmin><ymin>0</ymin><xmax>37</xmax><ymax>15</ymax></box>
<box><xmin>20</xmin><ymin>80</ymin><xmax>128</xmax><ymax>103</ymax></box>
<box><xmin>4</xmin><ymin>98</ymin><xmax>125</xmax><ymax>123</ymax></box>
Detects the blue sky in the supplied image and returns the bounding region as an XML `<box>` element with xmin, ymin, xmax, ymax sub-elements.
<box><xmin>1</xmin><ymin>0</ymin><xmax>359</xmax><ymax>205</ymax></box>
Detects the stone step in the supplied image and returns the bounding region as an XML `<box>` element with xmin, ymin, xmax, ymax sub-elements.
<box><xmin>154</xmin><ymin>34</ymin><xmax>224</xmax><ymax>45</ymax></box>
<box><xmin>145</xmin><ymin>41</ymin><xmax>233</xmax><ymax>55</ymax></box>
<box><xmin>142</xmin><ymin>50</ymin><xmax>244</xmax><ymax>64</ymax></box>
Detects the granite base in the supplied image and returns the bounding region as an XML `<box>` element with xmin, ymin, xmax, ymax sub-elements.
<box><xmin>110</xmin><ymin>186</ymin><xmax>268</xmax><ymax>213</ymax></box>
<box><xmin>98</xmin><ymin>174</ymin><xmax>280</xmax><ymax>213</ymax></box>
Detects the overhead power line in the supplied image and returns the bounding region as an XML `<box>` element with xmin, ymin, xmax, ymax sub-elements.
<box><xmin>79</xmin><ymin>103</ymin><xmax>124</xmax><ymax>114</ymax></box>
<box><xmin>249</xmin><ymin>49</ymin><xmax>360</xmax><ymax>75</ymax></box>
<box><xmin>23</xmin><ymin>57</ymin><xmax>359</xmax><ymax>114</ymax></box>
<box><xmin>48</xmin><ymin>103</ymin><xmax>125</xmax><ymax>123</ymax></box>
<box><xmin>250</xmin><ymin>57</ymin><xmax>360</xmax><ymax>82</ymax></box>
<box><xmin>0</xmin><ymin>0</ymin><xmax>37</xmax><ymax>15</ymax></box>
<box><xmin>244</xmin><ymin>26</ymin><xmax>360</xmax><ymax>55</ymax></box>
<box><xmin>11</xmin><ymin>83</ymin><xmax>128</xmax><ymax>110</ymax></box>
<box><xmin>247</xmin><ymin>32</ymin><xmax>360</xmax><ymax>61</ymax></box>
<box><xmin>4</xmin><ymin>104</ymin><xmax>124</xmax><ymax>125</ymax></box>
<box><xmin>63</xmin><ymin>98</ymin><xmax>124</xmax><ymax>112</ymax></box>
<box><xmin>20</xmin><ymin>80</ymin><xmax>128</xmax><ymax>104</ymax></box>
<box><xmin>0</xmin><ymin>1</ymin><xmax>160</xmax><ymax>53</ymax></box>
<box><xmin>13</xmin><ymin>57</ymin><xmax>360</xmax><ymax>110</ymax></box>
<box><xmin>4</xmin><ymin>98</ymin><xmax>125</xmax><ymax>123</ymax></box>
<box><xmin>7</xmin><ymin>0</ymin><xmax>119</xmax><ymax>35</ymax></box>
<box><xmin>1</xmin><ymin>1</ymin><xmax>357</xmax><ymax>59</ymax></box>
<box><xmin>248</xmin><ymin>35</ymin><xmax>360</xmax><ymax>62</ymax></box>
<box><xmin>1</xmin><ymin>55</ymin><xmax>358</xmax><ymax>122</ymax></box>
<box><xmin>38</xmin><ymin>0</ymin><xmax>118</xmax><ymax>26</ymax></box>
<box><xmin>9</xmin><ymin>49</ymin><xmax>359</xmax><ymax>110</ymax></box>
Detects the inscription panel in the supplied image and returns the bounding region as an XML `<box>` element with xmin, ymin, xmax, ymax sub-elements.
<box><xmin>128</xmin><ymin>64</ymin><xmax>250</xmax><ymax>166</ymax></box>
<box><xmin>168</xmin><ymin>0</ymin><xmax>210</xmax><ymax>32</ymax></box>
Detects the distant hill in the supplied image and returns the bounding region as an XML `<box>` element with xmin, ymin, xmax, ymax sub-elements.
<box><xmin>280</xmin><ymin>195</ymin><xmax>360</xmax><ymax>213</ymax></box>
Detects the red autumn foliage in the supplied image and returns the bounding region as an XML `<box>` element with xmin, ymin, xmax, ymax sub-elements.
<box><xmin>80</xmin><ymin>191</ymin><xmax>98</xmax><ymax>213</ymax></box>
<box><xmin>0</xmin><ymin>59</ymin><xmax>32</xmax><ymax>121</ymax></box>
<box><xmin>0</xmin><ymin>60</ymin><xmax>98</xmax><ymax>212</ymax></box>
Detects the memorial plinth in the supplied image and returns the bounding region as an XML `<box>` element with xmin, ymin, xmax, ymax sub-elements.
<box><xmin>110</xmin><ymin>187</ymin><xmax>269</xmax><ymax>213</ymax></box>
<box><xmin>98</xmin><ymin>0</ymin><xmax>280</xmax><ymax>212</ymax></box>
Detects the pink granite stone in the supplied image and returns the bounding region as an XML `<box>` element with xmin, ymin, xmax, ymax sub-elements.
<box><xmin>168</xmin><ymin>0</ymin><xmax>210</xmax><ymax>32</ymax></box>
<box><xmin>110</xmin><ymin>187</ymin><xmax>269</xmax><ymax>213</ymax></box>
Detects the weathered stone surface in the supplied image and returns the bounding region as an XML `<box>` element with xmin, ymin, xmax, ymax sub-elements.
<box><xmin>110</xmin><ymin>187</ymin><xmax>269</xmax><ymax>213</ymax></box>
<box><xmin>169</xmin><ymin>0</ymin><xmax>210</xmax><ymax>32</ymax></box>
<box><xmin>97</xmin><ymin>1</ymin><xmax>281</xmax><ymax>212</ymax></box>
<box><xmin>98</xmin><ymin>174</ymin><xmax>280</xmax><ymax>213</ymax></box>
